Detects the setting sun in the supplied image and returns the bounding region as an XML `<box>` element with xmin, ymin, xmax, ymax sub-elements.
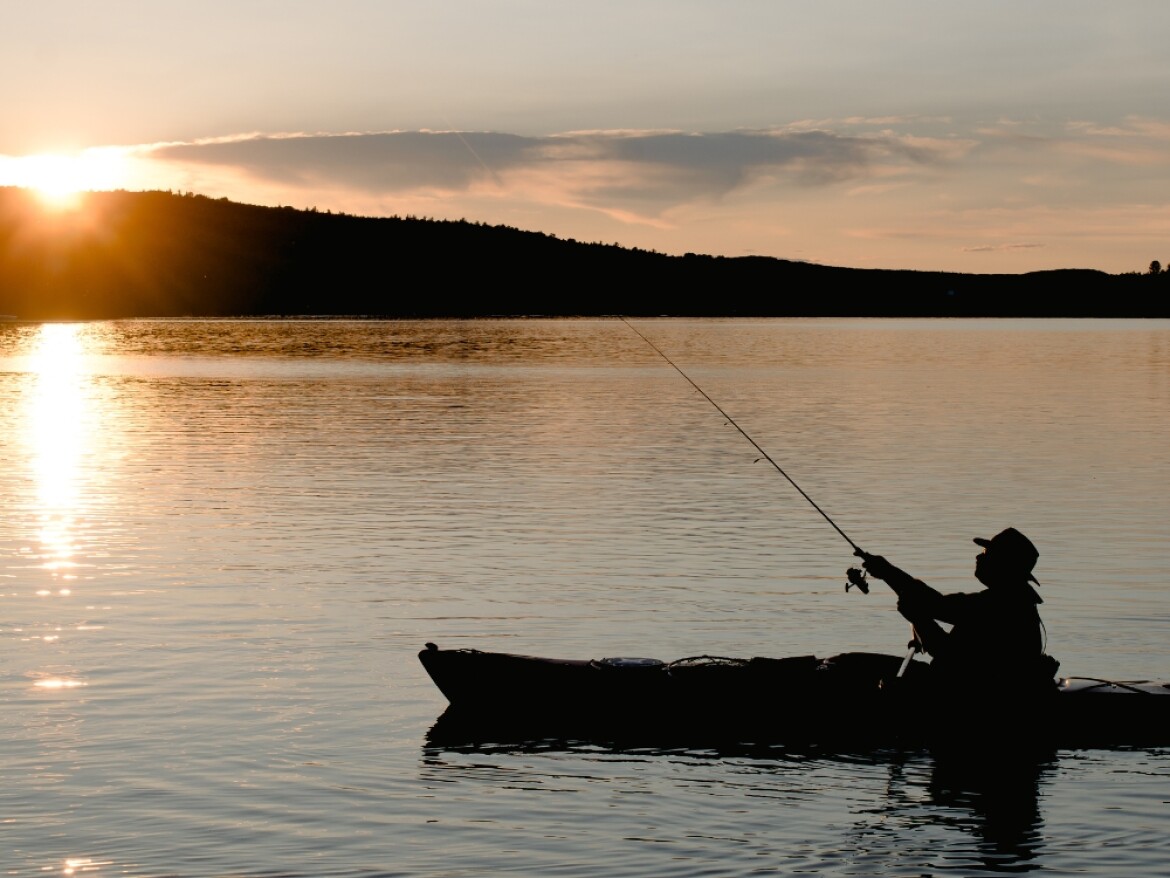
<box><xmin>0</xmin><ymin>148</ymin><xmax>128</xmax><ymax>207</ymax></box>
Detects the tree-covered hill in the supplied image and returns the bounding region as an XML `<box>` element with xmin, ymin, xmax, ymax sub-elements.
<box><xmin>0</xmin><ymin>187</ymin><xmax>1165</xmax><ymax>318</ymax></box>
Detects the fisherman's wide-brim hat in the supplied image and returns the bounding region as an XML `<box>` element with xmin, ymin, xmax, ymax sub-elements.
<box><xmin>974</xmin><ymin>527</ymin><xmax>1040</xmax><ymax>584</ymax></box>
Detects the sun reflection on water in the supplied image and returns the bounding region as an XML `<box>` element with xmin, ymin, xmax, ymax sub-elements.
<box><xmin>62</xmin><ymin>856</ymin><xmax>111</xmax><ymax>875</ymax></box>
<box><xmin>33</xmin><ymin>678</ymin><xmax>86</xmax><ymax>689</ymax></box>
<box><xmin>24</xmin><ymin>323</ymin><xmax>94</xmax><ymax>581</ymax></box>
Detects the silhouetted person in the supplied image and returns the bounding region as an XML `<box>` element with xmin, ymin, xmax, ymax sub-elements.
<box><xmin>856</xmin><ymin>528</ymin><xmax>1059</xmax><ymax>702</ymax></box>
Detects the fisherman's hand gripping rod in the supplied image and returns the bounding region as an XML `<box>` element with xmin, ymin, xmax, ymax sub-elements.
<box><xmin>621</xmin><ymin>317</ymin><xmax>873</xmax><ymax>592</ymax></box>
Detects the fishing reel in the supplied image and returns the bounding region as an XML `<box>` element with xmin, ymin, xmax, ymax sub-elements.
<box><xmin>845</xmin><ymin>567</ymin><xmax>869</xmax><ymax>595</ymax></box>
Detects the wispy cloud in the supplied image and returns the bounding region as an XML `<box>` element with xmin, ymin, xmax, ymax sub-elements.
<box><xmin>142</xmin><ymin>127</ymin><xmax>965</xmax><ymax>214</ymax></box>
<box><xmin>151</xmin><ymin>131</ymin><xmax>536</xmax><ymax>191</ymax></box>
<box><xmin>962</xmin><ymin>243</ymin><xmax>1044</xmax><ymax>253</ymax></box>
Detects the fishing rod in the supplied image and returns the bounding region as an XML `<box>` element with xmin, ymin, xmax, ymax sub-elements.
<box><xmin>620</xmin><ymin>317</ymin><xmax>866</xmax><ymax>561</ymax></box>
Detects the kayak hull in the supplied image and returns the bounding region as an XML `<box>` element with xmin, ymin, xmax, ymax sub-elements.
<box><xmin>419</xmin><ymin>643</ymin><xmax>1170</xmax><ymax>751</ymax></box>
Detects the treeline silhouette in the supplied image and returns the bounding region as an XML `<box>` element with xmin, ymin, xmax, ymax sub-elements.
<box><xmin>1</xmin><ymin>187</ymin><xmax>1166</xmax><ymax>319</ymax></box>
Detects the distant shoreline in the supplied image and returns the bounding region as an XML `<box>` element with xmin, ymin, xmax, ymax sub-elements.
<box><xmin>3</xmin><ymin>188</ymin><xmax>1168</xmax><ymax>320</ymax></box>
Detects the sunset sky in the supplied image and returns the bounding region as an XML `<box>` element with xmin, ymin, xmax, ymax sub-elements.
<box><xmin>3</xmin><ymin>2</ymin><xmax>1168</xmax><ymax>273</ymax></box>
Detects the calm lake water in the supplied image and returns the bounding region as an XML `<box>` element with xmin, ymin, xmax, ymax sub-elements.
<box><xmin>1</xmin><ymin>318</ymin><xmax>1168</xmax><ymax>877</ymax></box>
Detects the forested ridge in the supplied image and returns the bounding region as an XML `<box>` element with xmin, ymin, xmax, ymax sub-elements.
<box><xmin>1</xmin><ymin>187</ymin><xmax>1166</xmax><ymax>319</ymax></box>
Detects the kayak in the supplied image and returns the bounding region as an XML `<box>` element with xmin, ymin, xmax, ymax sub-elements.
<box><xmin>419</xmin><ymin>643</ymin><xmax>1170</xmax><ymax>751</ymax></box>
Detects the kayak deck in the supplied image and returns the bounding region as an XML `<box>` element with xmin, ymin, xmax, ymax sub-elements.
<box><xmin>419</xmin><ymin>643</ymin><xmax>1170</xmax><ymax>751</ymax></box>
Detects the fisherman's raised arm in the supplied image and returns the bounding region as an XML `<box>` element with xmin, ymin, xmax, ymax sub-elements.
<box><xmin>853</xmin><ymin>550</ymin><xmax>940</xmax><ymax>604</ymax></box>
<box><xmin>852</xmin><ymin>549</ymin><xmax>952</xmax><ymax>653</ymax></box>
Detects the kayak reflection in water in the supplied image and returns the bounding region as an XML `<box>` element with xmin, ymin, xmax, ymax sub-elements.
<box><xmin>855</xmin><ymin>528</ymin><xmax>1060</xmax><ymax>697</ymax></box>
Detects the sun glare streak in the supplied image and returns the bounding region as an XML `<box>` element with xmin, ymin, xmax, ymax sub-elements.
<box><xmin>0</xmin><ymin>148</ymin><xmax>129</xmax><ymax>208</ymax></box>
<box><xmin>34</xmin><ymin>678</ymin><xmax>86</xmax><ymax>689</ymax></box>
<box><xmin>25</xmin><ymin>324</ymin><xmax>93</xmax><ymax>577</ymax></box>
<box><xmin>62</xmin><ymin>857</ymin><xmax>113</xmax><ymax>876</ymax></box>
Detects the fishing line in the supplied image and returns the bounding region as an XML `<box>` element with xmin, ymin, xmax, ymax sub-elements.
<box><xmin>620</xmin><ymin>317</ymin><xmax>863</xmax><ymax>554</ymax></box>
